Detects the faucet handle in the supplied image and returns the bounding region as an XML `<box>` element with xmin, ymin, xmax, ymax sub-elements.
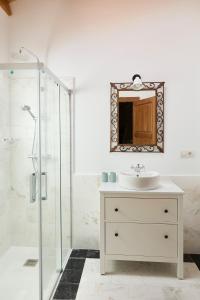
<box><xmin>131</xmin><ymin>164</ymin><xmax>145</xmax><ymax>172</ymax></box>
<box><xmin>139</xmin><ymin>164</ymin><xmax>145</xmax><ymax>171</ymax></box>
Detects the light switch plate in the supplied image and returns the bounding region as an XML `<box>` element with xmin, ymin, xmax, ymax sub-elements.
<box><xmin>180</xmin><ymin>150</ymin><xmax>193</xmax><ymax>158</ymax></box>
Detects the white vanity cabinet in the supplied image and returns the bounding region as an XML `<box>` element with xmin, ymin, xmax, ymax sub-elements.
<box><xmin>99</xmin><ymin>180</ymin><xmax>184</xmax><ymax>279</ymax></box>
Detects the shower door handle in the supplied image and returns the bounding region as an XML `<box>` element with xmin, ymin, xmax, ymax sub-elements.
<box><xmin>41</xmin><ymin>172</ymin><xmax>47</xmax><ymax>200</ymax></box>
<box><xmin>30</xmin><ymin>173</ymin><xmax>36</xmax><ymax>203</ymax></box>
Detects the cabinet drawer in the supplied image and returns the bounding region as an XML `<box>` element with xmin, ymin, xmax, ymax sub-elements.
<box><xmin>105</xmin><ymin>197</ymin><xmax>177</xmax><ymax>223</ymax></box>
<box><xmin>106</xmin><ymin>223</ymin><xmax>177</xmax><ymax>258</ymax></box>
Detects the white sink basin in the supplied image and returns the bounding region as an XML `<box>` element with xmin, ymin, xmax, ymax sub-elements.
<box><xmin>118</xmin><ymin>171</ymin><xmax>160</xmax><ymax>190</ymax></box>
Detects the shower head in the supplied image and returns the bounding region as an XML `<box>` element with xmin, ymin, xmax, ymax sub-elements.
<box><xmin>22</xmin><ymin>105</ymin><xmax>37</xmax><ymax>120</ymax></box>
<box><xmin>19</xmin><ymin>47</ymin><xmax>40</xmax><ymax>64</ymax></box>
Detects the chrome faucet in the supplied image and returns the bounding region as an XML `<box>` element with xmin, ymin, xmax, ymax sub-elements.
<box><xmin>131</xmin><ymin>164</ymin><xmax>145</xmax><ymax>177</ymax></box>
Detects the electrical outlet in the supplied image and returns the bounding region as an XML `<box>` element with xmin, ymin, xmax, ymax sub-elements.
<box><xmin>180</xmin><ymin>151</ymin><xmax>193</xmax><ymax>158</ymax></box>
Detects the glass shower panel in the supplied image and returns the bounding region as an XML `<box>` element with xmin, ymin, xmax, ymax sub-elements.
<box><xmin>0</xmin><ymin>63</ymin><xmax>72</xmax><ymax>300</ymax></box>
<box><xmin>60</xmin><ymin>86</ymin><xmax>71</xmax><ymax>266</ymax></box>
<box><xmin>0</xmin><ymin>68</ymin><xmax>39</xmax><ymax>300</ymax></box>
<box><xmin>40</xmin><ymin>71</ymin><xmax>62</xmax><ymax>299</ymax></box>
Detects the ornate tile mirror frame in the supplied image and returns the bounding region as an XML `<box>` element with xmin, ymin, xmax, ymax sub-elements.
<box><xmin>110</xmin><ymin>81</ymin><xmax>165</xmax><ymax>153</ymax></box>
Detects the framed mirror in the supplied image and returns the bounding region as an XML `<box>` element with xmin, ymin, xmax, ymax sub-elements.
<box><xmin>110</xmin><ymin>81</ymin><xmax>165</xmax><ymax>152</ymax></box>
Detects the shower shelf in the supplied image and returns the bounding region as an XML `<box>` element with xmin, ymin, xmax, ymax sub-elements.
<box><xmin>2</xmin><ymin>137</ymin><xmax>19</xmax><ymax>144</ymax></box>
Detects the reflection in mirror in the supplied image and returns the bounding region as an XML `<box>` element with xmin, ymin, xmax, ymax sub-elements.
<box><xmin>119</xmin><ymin>101</ymin><xmax>133</xmax><ymax>144</ymax></box>
<box><xmin>110</xmin><ymin>82</ymin><xmax>164</xmax><ymax>153</ymax></box>
<box><xmin>118</xmin><ymin>90</ymin><xmax>156</xmax><ymax>146</ymax></box>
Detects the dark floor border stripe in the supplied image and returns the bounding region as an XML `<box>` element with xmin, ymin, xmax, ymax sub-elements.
<box><xmin>53</xmin><ymin>250</ymin><xmax>99</xmax><ymax>299</ymax></box>
<box><xmin>53</xmin><ymin>250</ymin><xmax>199</xmax><ymax>299</ymax></box>
<box><xmin>184</xmin><ymin>254</ymin><xmax>194</xmax><ymax>263</ymax></box>
<box><xmin>191</xmin><ymin>254</ymin><xmax>200</xmax><ymax>270</ymax></box>
<box><xmin>71</xmin><ymin>249</ymin><xmax>100</xmax><ymax>259</ymax></box>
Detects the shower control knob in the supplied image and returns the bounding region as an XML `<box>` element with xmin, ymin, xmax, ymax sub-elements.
<box><xmin>115</xmin><ymin>233</ymin><xmax>119</xmax><ymax>237</ymax></box>
<box><xmin>115</xmin><ymin>208</ymin><xmax>118</xmax><ymax>212</ymax></box>
<box><xmin>164</xmin><ymin>209</ymin><xmax>168</xmax><ymax>213</ymax></box>
<box><xmin>164</xmin><ymin>235</ymin><xmax>168</xmax><ymax>239</ymax></box>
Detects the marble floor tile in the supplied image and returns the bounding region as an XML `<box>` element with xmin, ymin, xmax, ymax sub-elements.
<box><xmin>54</xmin><ymin>250</ymin><xmax>200</xmax><ymax>300</ymax></box>
<box><xmin>76</xmin><ymin>259</ymin><xmax>200</xmax><ymax>300</ymax></box>
<box><xmin>77</xmin><ymin>281</ymin><xmax>133</xmax><ymax>300</ymax></box>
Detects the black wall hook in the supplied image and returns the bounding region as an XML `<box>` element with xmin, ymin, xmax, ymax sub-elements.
<box><xmin>132</xmin><ymin>74</ymin><xmax>141</xmax><ymax>81</ymax></box>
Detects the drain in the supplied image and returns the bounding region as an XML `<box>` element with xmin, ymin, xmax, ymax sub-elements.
<box><xmin>24</xmin><ymin>259</ymin><xmax>38</xmax><ymax>267</ymax></box>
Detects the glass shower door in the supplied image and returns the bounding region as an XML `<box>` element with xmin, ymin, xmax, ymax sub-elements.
<box><xmin>0</xmin><ymin>63</ymin><xmax>71</xmax><ymax>300</ymax></box>
<box><xmin>0</xmin><ymin>67</ymin><xmax>40</xmax><ymax>300</ymax></box>
<box><xmin>39</xmin><ymin>72</ymin><xmax>62</xmax><ymax>299</ymax></box>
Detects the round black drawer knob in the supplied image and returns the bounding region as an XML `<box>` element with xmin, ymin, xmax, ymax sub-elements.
<box><xmin>164</xmin><ymin>235</ymin><xmax>168</xmax><ymax>239</ymax></box>
<box><xmin>115</xmin><ymin>233</ymin><xmax>119</xmax><ymax>237</ymax></box>
<box><xmin>164</xmin><ymin>209</ymin><xmax>168</xmax><ymax>213</ymax></box>
<box><xmin>115</xmin><ymin>208</ymin><xmax>118</xmax><ymax>212</ymax></box>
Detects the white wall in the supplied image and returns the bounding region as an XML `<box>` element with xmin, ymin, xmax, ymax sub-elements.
<box><xmin>0</xmin><ymin>10</ymin><xmax>10</xmax><ymax>255</ymax></box>
<box><xmin>7</xmin><ymin>0</ymin><xmax>200</xmax><ymax>252</ymax></box>
<box><xmin>9</xmin><ymin>0</ymin><xmax>200</xmax><ymax>175</ymax></box>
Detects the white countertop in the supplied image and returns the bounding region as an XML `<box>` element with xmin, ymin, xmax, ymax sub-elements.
<box><xmin>99</xmin><ymin>178</ymin><xmax>184</xmax><ymax>194</ymax></box>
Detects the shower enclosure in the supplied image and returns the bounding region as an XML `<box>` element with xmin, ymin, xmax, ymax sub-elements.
<box><xmin>0</xmin><ymin>61</ymin><xmax>72</xmax><ymax>300</ymax></box>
